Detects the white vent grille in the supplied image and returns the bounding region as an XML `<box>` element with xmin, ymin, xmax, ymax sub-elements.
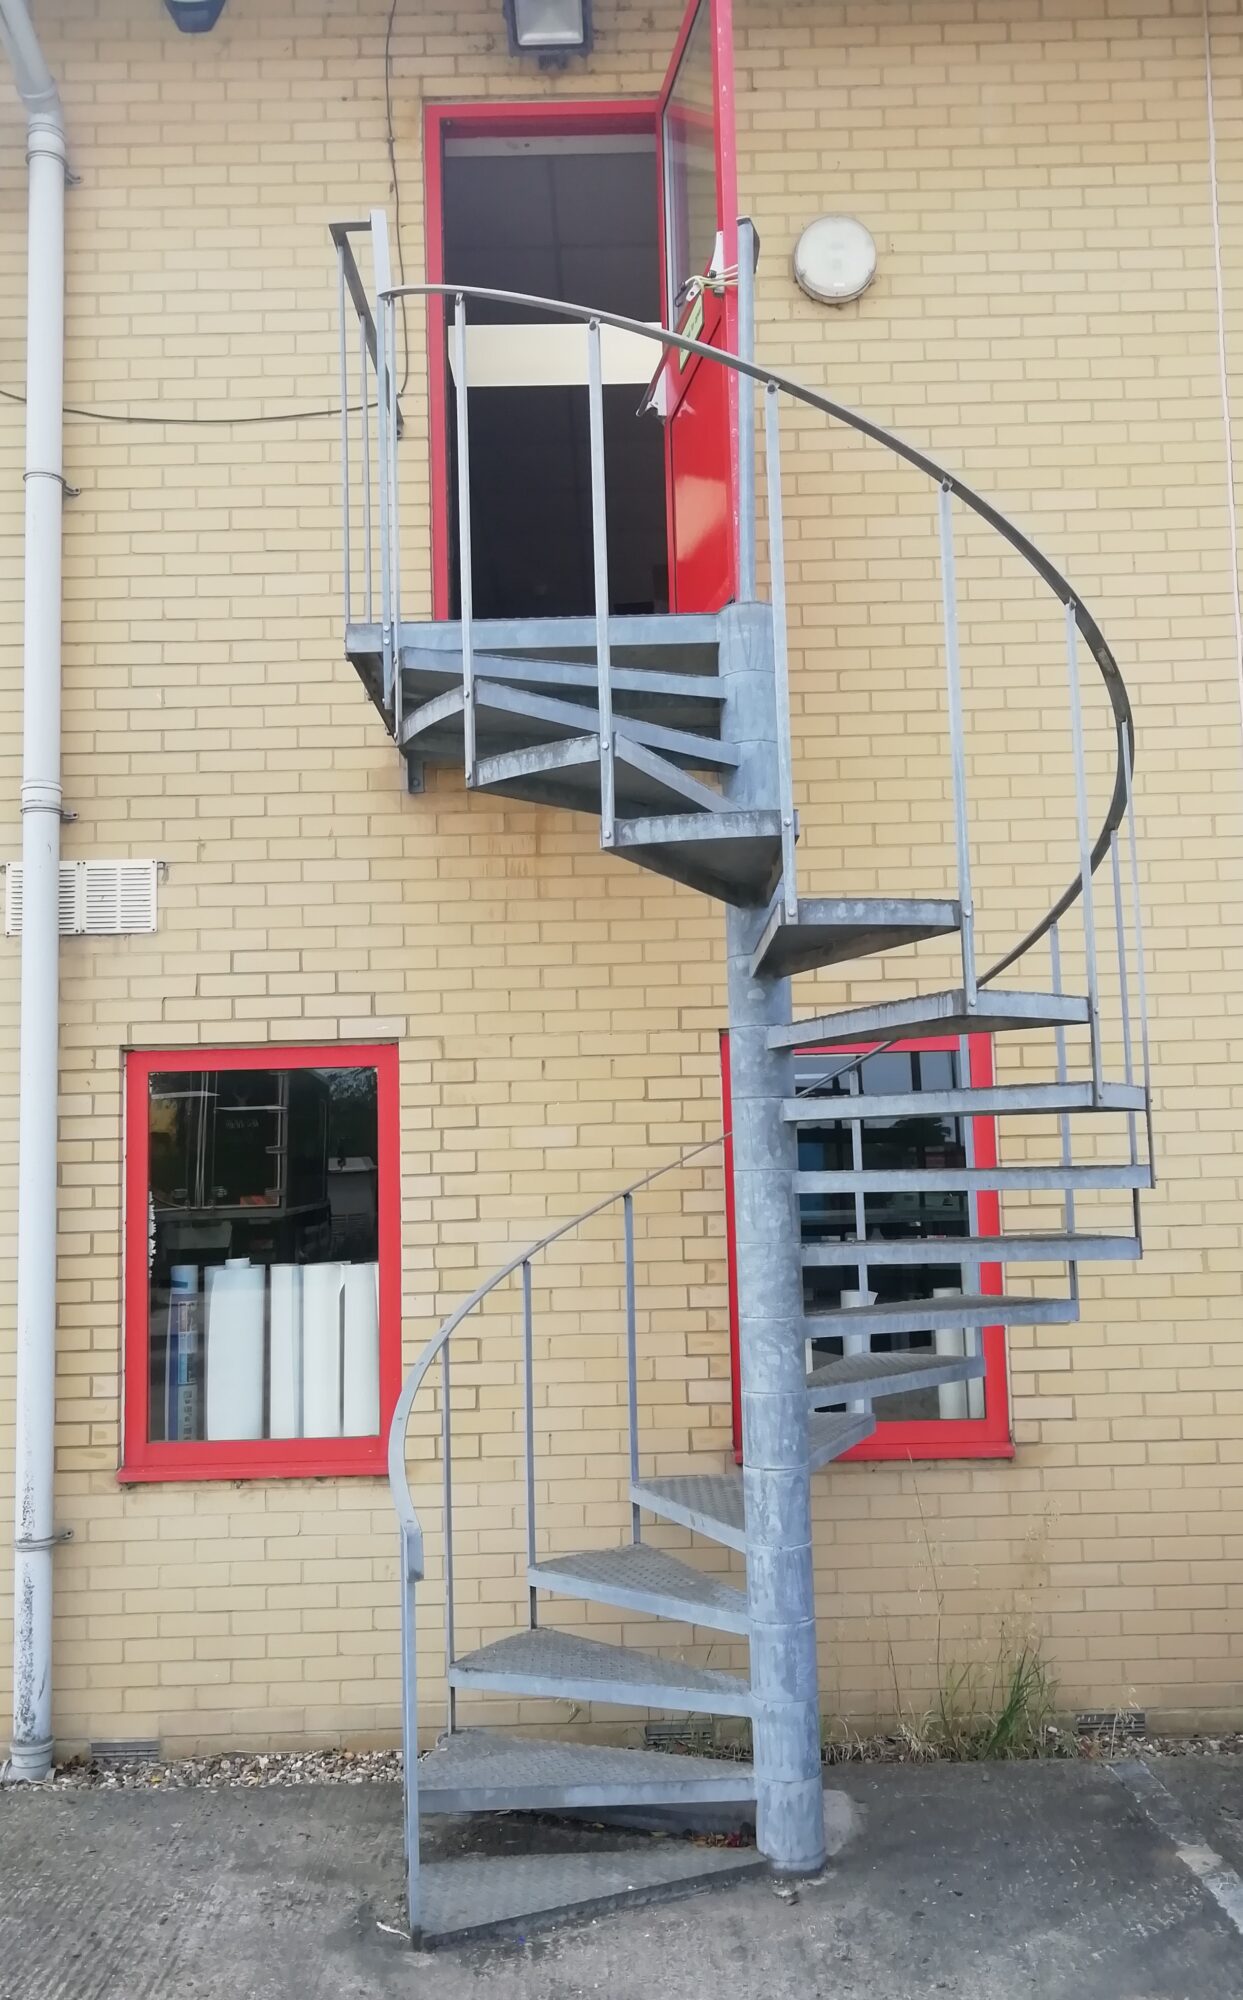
<box><xmin>5</xmin><ymin>861</ymin><xmax>158</xmax><ymax>937</ymax></box>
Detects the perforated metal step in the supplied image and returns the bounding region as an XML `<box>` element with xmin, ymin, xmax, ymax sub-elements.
<box><xmin>783</xmin><ymin>1081</ymin><xmax>1146</xmax><ymax>1123</ymax></box>
<box><xmin>802</xmin><ymin>1232</ymin><xmax>1141</xmax><ymax>1267</ymax></box>
<box><xmin>449</xmin><ymin>1627</ymin><xmax>753</xmax><ymax>1716</ymax></box>
<box><xmin>530</xmin><ymin>1544</ymin><xmax>749</xmax><ymax>1635</ymax></box>
<box><xmin>807</xmin><ymin>1348</ymin><xmax>985</xmax><ymax>1406</ymax></box>
<box><xmin>751</xmin><ymin>896</ymin><xmax>962</xmax><ymax>979</ymax></box>
<box><xmin>770</xmin><ymin>986</ymin><xmax>1089</xmax><ymax>1051</ymax></box>
<box><xmin>418</xmin><ymin>1726</ymin><xmax>756</xmax><ymax>1815</ymax></box>
<box><xmin>806</xmin><ymin>1293</ymin><xmax>1078</xmax><ymax>1338</ymax></box>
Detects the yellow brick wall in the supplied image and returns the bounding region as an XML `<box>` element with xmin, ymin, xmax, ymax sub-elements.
<box><xmin>0</xmin><ymin>0</ymin><xmax>1241</xmax><ymax>1755</ymax></box>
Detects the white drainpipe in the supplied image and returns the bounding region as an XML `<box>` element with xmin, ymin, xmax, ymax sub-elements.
<box><xmin>0</xmin><ymin>0</ymin><xmax>67</xmax><ymax>1782</ymax></box>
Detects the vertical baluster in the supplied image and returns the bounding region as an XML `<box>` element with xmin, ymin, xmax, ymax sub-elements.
<box><xmin>522</xmin><ymin>1259</ymin><xmax>538</xmax><ymax>1627</ymax></box>
<box><xmin>399</xmin><ymin>1525</ymin><xmax>420</xmax><ymax>1939</ymax></box>
<box><xmin>1110</xmin><ymin>829</ymin><xmax>1138</xmax><ymax>1167</ymax></box>
<box><xmin>1064</xmin><ymin>603</ymin><xmax>1103</xmax><ymax>1098</ymax></box>
<box><xmin>358</xmin><ymin>319</ymin><xmax>373</xmax><ymax>627</ymax></box>
<box><xmin>374</xmin><ymin>292</ymin><xmax>394</xmax><ymax>718</ymax></box>
<box><xmin>623</xmin><ymin>1193</ymin><xmax>640</xmax><ymax>1542</ymax></box>
<box><xmin>1050</xmin><ymin>922</ymin><xmax>1076</xmax><ymax>1241</ymax></box>
<box><xmin>1121</xmin><ymin>724</ymin><xmax>1154</xmax><ymax>1183</ymax></box>
<box><xmin>453</xmin><ymin>294</ymin><xmax>477</xmax><ymax>783</ymax></box>
<box><xmin>388</xmin><ymin>291</ymin><xmax>403</xmax><ymax>742</ymax></box>
<box><xmin>337</xmin><ymin>245</ymin><xmax>351</xmax><ymax>630</ymax></box>
<box><xmin>587</xmin><ymin>320</ymin><xmax>615</xmax><ymax>846</ymax></box>
<box><xmin>764</xmin><ymin>381</ymin><xmax>798</xmax><ymax>919</ymax></box>
<box><xmin>936</xmin><ymin>484</ymin><xmax>976</xmax><ymax>1009</ymax></box>
<box><xmin>441</xmin><ymin>1343</ymin><xmax>456</xmax><ymax>1735</ymax></box>
<box><xmin>736</xmin><ymin>217</ymin><xmax>758</xmax><ymax>603</ymax></box>
<box><xmin>955</xmin><ymin>1036</ymin><xmax>985</xmax><ymax>1419</ymax></box>
<box><xmin>841</xmin><ymin>1070</ymin><xmax>868</xmax><ymax>1415</ymax></box>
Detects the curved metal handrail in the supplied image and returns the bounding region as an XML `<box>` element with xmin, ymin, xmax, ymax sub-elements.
<box><xmin>381</xmin><ymin>277</ymin><xmax>1134</xmax><ymax>990</ymax></box>
<box><xmin>386</xmin><ymin>1131</ymin><xmax>724</xmax><ymax>1572</ymax></box>
<box><xmin>375</xmin><ymin>275</ymin><xmax>1140</xmax><ymax>1560</ymax></box>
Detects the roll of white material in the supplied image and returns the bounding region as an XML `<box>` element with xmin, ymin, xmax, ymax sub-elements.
<box><xmin>269</xmin><ymin>1264</ymin><xmax>304</xmax><ymax>1439</ymax></box>
<box><xmin>342</xmin><ymin>1261</ymin><xmax>381</xmax><ymax>1437</ymax></box>
<box><xmin>302</xmin><ymin>1262</ymin><xmax>344</xmax><ymax>1438</ymax></box>
<box><xmin>933</xmin><ymin>1287</ymin><xmax>971</xmax><ymax>1420</ymax></box>
<box><xmin>204</xmin><ymin>1258</ymin><xmax>265</xmax><ymax>1441</ymax></box>
<box><xmin>840</xmin><ymin>1287</ymin><xmax>877</xmax><ymax>1413</ymax></box>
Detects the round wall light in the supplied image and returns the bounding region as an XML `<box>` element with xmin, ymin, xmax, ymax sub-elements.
<box><xmin>792</xmin><ymin>216</ymin><xmax>877</xmax><ymax>306</ymax></box>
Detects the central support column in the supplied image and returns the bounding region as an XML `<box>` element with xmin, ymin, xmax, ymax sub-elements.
<box><xmin>720</xmin><ymin>603</ymin><xmax>825</xmax><ymax>1876</ymax></box>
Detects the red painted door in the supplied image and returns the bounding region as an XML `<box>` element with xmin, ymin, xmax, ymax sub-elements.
<box><xmin>657</xmin><ymin>0</ymin><xmax>739</xmax><ymax>613</ymax></box>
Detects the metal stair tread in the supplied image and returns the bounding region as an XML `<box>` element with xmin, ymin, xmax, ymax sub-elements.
<box><xmin>377</xmin><ymin>610</ymin><xmax>722</xmax><ymax>674</ymax></box>
<box><xmin>801</xmin><ymin>1231</ymin><xmax>1141</xmax><ymax>1265</ymax></box>
<box><xmin>529</xmin><ymin>1544</ymin><xmax>749</xmax><ymax>1635</ymax></box>
<box><xmin>448</xmin><ymin>1627</ymin><xmax>752</xmax><ymax>1715</ymax></box>
<box><xmin>806</xmin><ymin>1293</ymin><xmax>1078</xmax><ymax>1335</ymax></box>
<box><xmin>418</xmin><ymin>1726</ymin><xmax>756</xmax><ymax>1814</ymax></box>
<box><xmin>751</xmin><ymin>896</ymin><xmax>962</xmax><ymax>979</ymax></box>
<box><xmin>783</xmin><ymin>1081</ymin><xmax>1146</xmax><ymax>1122</ymax></box>
<box><xmin>796</xmin><ymin>1163</ymin><xmax>1154</xmax><ymax>1194</ymax></box>
<box><xmin>807</xmin><ymin>1349</ymin><xmax>985</xmax><ymax>1403</ymax></box>
<box><xmin>415</xmin><ymin>1842</ymin><xmax>764</xmax><ymax>1949</ymax></box>
<box><xmin>631</xmin><ymin>1473</ymin><xmax>747</xmax><ymax>1551</ymax></box>
<box><xmin>770</xmin><ymin>986</ymin><xmax>1090</xmax><ymax>1051</ymax></box>
<box><xmin>612</xmin><ymin>810</ymin><xmax>783</xmax><ymax>907</ymax></box>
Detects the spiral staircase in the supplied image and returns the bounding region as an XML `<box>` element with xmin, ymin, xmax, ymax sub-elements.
<box><xmin>331</xmin><ymin>213</ymin><xmax>1152</xmax><ymax>1946</ymax></box>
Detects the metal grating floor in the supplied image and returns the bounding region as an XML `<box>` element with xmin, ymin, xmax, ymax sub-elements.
<box><xmin>449</xmin><ymin>1627</ymin><xmax>752</xmax><ymax>1715</ymax></box>
<box><xmin>419</xmin><ymin>1727</ymin><xmax>755</xmax><ymax>1813</ymax></box>
<box><xmin>416</xmin><ymin>1842</ymin><xmax>765</xmax><ymax>1947</ymax></box>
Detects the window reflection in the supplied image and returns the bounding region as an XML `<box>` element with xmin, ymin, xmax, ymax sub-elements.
<box><xmin>145</xmin><ymin>1065</ymin><xmax>381</xmax><ymax>1445</ymax></box>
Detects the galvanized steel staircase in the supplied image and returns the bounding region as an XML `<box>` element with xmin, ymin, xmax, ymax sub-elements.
<box><xmin>332</xmin><ymin>213</ymin><xmax>1152</xmax><ymax>1946</ymax></box>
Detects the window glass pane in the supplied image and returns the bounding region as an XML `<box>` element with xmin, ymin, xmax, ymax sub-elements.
<box><xmin>796</xmin><ymin>1044</ymin><xmax>988</xmax><ymax>1426</ymax></box>
<box><xmin>145</xmin><ymin>1065</ymin><xmax>381</xmax><ymax>1445</ymax></box>
<box><xmin>662</xmin><ymin>0</ymin><xmax>718</xmax><ymax>314</ymax></box>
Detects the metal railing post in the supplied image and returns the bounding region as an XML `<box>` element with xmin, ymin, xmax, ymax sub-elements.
<box><xmin>399</xmin><ymin>1525</ymin><xmax>421</xmax><ymax>1940</ymax></box>
<box><xmin>736</xmin><ymin>217</ymin><xmax>758</xmax><ymax>603</ymax></box>
<box><xmin>374</xmin><ymin>291</ymin><xmax>394</xmax><ymax>717</ymax></box>
<box><xmin>1050</xmin><ymin>923</ymin><xmax>1075</xmax><ymax>1236</ymax></box>
<box><xmin>587</xmin><ymin>319</ymin><xmax>616</xmax><ymax>846</ymax></box>
<box><xmin>388</xmin><ymin>287</ymin><xmax>403</xmax><ymax>741</ymax></box>
<box><xmin>522</xmin><ymin>1259</ymin><xmax>538</xmax><ymax>1625</ymax></box>
<box><xmin>1065</xmin><ymin>603</ymin><xmax>1103</xmax><ymax>1097</ymax></box>
<box><xmin>763</xmin><ymin>380</ymin><xmax>798</xmax><ymax>919</ymax></box>
<box><xmin>441</xmin><ymin>1344</ymin><xmax>456</xmax><ymax>1735</ymax></box>
<box><xmin>623</xmin><ymin>1193</ymin><xmax>640</xmax><ymax>1541</ymax></box>
<box><xmin>358</xmin><ymin>319</ymin><xmax>373</xmax><ymax>627</ymax></box>
<box><xmin>337</xmin><ymin>244</ymin><xmax>351</xmax><ymax>630</ymax></box>
<box><xmin>453</xmin><ymin>294</ymin><xmax>477</xmax><ymax>783</ymax></box>
<box><xmin>937</xmin><ymin>484</ymin><xmax>977</xmax><ymax>1008</ymax></box>
<box><xmin>1121</xmin><ymin>724</ymin><xmax>1154</xmax><ymax>1178</ymax></box>
<box><xmin>1110</xmin><ymin>829</ymin><xmax>1138</xmax><ymax>1166</ymax></box>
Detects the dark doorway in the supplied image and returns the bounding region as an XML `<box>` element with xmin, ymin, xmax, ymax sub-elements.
<box><xmin>441</xmin><ymin>133</ymin><xmax>668</xmax><ymax>621</ymax></box>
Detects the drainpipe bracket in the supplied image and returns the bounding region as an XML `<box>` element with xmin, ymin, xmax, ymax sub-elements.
<box><xmin>23</xmin><ymin>470</ymin><xmax>78</xmax><ymax>498</ymax></box>
<box><xmin>14</xmin><ymin>1528</ymin><xmax>73</xmax><ymax>1553</ymax></box>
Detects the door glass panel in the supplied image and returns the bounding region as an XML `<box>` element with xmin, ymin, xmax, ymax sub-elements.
<box><xmin>662</xmin><ymin>0</ymin><xmax>718</xmax><ymax>315</ymax></box>
<box><xmin>793</xmin><ymin>1047</ymin><xmax>986</xmax><ymax>1424</ymax></box>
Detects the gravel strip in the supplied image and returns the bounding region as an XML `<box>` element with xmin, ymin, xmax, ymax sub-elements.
<box><xmin>30</xmin><ymin>1729</ymin><xmax>1243</xmax><ymax>1792</ymax></box>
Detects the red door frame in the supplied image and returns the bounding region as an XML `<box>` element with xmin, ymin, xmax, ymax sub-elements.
<box><xmin>720</xmin><ymin>1032</ymin><xmax>1014</xmax><ymax>1464</ymax></box>
<box><xmin>424</xmin><ymin>98</ymin><xmax>659</xmax><ymax>623</ymax></box>
<box><xmin>656</xmin><ymin>0</ymin><xmax>740</xmax><ymax>609</ymax></box>
<box><xmin>120</xmin><ymin>1042</ymin><xmax>403</xmax><ymax>1484</ymax></box>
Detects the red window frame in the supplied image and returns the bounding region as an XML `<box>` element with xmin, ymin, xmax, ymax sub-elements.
<box><xmin>721</xmin><ymin>1032</ymin><xmax>1013</xmax><ymax>1462</ymax></box>
<box><xmin>120</xmin><ymin>1043</ymin><xmax>403</xmax><ymax>1484</ymax></box>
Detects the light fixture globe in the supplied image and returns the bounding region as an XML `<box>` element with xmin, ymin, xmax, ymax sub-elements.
<box><xmin>162</xmin><ymin>0</ymin><xmax>228</xmax><ymax>29</ymax></box>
